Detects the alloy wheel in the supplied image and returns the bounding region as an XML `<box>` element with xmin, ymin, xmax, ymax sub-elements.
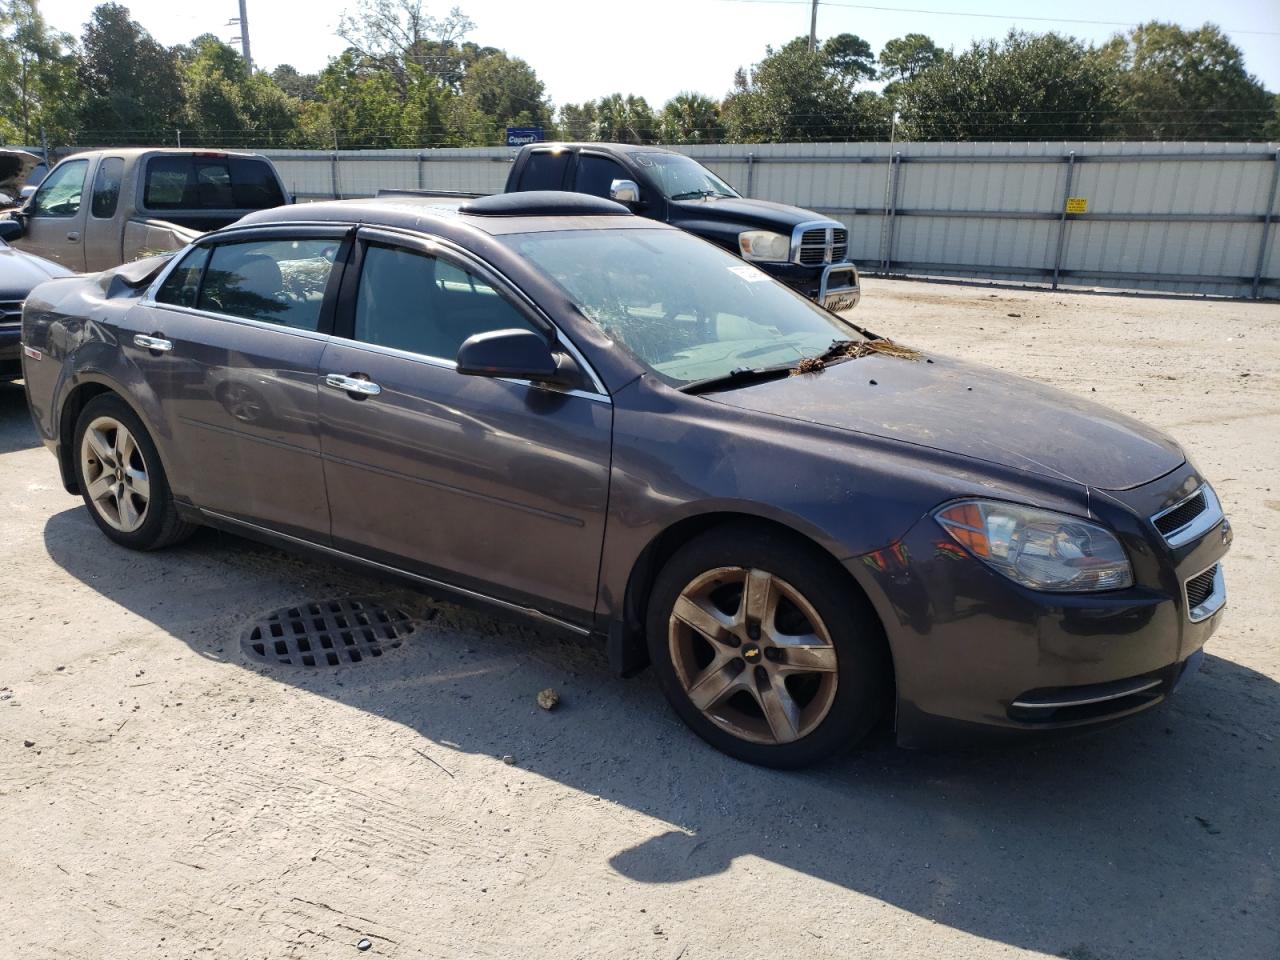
<box><xmin>667</xmin><ymin>566</ymin><xmax>839</xmax><ymax>745</ymax></box>
<box><xmin>80</xmin><ymin>415</ymin><xmax>151</xmax><ymax>533</ymax></box>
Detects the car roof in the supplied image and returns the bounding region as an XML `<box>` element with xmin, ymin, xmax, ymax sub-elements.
<box><xmin>235</xmin><ymin>195</ymin><xmax>675</xmax><ymax>238</ymax></box>
<box><xmin>525</xmin><ymin>142</ymin><xmax>673</xmax><ymax>155</ymax></box>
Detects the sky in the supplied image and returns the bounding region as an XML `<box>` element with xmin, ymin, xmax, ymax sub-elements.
<box><xmin>37</xmin><ymin>0</ymin><xmax>1280</xmax><ymax>107</ymax></box>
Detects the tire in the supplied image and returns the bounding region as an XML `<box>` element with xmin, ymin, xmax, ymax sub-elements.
<box><xmin>646</xmin><ymin>525</ymin><xmax>891</xmax><ymax>768</ymax></box>
<box><xmin>72</xmin><ymin>393</ymin><xmax>197</xmax><ymax>551</ymax></box>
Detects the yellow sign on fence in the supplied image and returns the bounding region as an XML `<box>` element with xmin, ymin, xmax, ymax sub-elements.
<box><xmin>1065</xmin><ymin>197</ymin><xmax>1088</xmax><ymax>214</ymax></box>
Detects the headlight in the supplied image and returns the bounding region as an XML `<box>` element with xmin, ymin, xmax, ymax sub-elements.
<box><xmin>738</xmin><ymin>230</ymin><xmax>791</xmax><ymax>262</ymax></box>
<box><xmin>934</xmin><ymin>499</ymin><xmax>1132</xmax><ymax>592</ymax></box>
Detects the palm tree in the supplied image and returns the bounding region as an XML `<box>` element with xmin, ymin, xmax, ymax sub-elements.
<box><xmin>659</xmin><ymin>92</ymin><xmax>725</xmax><ymax>144</ymax></box>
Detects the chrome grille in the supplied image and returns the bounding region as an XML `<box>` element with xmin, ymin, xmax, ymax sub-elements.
<box><xmin>1185</xmin><ymin>566</ymin><xmax>1217</xmax><ymax>609</ymax></box>
<box><xmin>0</xmin><ymin>299</ymin><xmax>22</xmax><ymax>329</ymax></box>
<box><xmin>792</xmin><ymin>222</ymin><xmax>847</xmax><ymax>265</ymax></box>
<box><xmin>798</xmin><ymin>228</ymin><xmax>827</xmax><ymax>264</ymax></box>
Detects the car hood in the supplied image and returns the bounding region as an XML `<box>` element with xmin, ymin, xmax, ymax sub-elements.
<box><xmin>669</xmin><ymin>195</ymin><xmax>832</xmax><ymax>231</ymax></box>
<box><xmin>707</xmin><ymin>351</ymin><xmax>1184</xmax><ymax>491</ymax></box>
<box><xmin>0</xmin><ymin>242</ymin><xmax>73</xmax><ymax>298</ymax></box>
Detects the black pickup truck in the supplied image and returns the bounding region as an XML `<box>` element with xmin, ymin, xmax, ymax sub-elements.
<box><xmin>504</xmin><ymin>143</ymin><xmax>859</xmax><ymax>311</ymax></box>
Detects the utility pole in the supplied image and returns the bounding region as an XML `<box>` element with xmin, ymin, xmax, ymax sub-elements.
<box><xmin>234</xmin><ymin>0</ymin><xmax>253</xmax><ymax>76</ymax></box>
<box><xmin>808</xmin><ymin>0</ymin><xmax>819</xmax><ymax>52</ymax></box>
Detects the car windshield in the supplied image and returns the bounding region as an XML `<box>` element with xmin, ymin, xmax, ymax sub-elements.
<box><xmin>630</xmin><ymin>152</ymin><xmax>739</xmax><ymax>201</ymax></box>
<box><xmin>501</xmin><ymin>227</ymin><xmax>864</xmax><ymax>387</ymax></box>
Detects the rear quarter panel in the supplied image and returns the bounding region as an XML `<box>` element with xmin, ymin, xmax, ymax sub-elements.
<box><xmin>21</xmin><ymin>275</ymin><xmax>173</xmax><ymax>490</ymax></box>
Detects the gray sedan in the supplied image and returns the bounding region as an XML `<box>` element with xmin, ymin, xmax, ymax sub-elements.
<box><xmin>20</xmin><ymin>191</ymin><xmax>1230</xmax><ymax>767</ymax></box>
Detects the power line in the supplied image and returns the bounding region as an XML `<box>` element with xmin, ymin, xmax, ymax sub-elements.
<box><xmin>711</xmin><ymin>0</ymin><xmax>1280</xmax><ymax>37</ymax></box>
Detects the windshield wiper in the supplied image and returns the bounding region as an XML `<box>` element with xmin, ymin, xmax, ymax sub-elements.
<box><xmin>669</xmin><ymin>189</ymin><xmax>718</xmax><ymax>201</ymax></box>
<box><xmin>678</xmin><ymin>365</ymin><xmax>794</xmax><ymax>395</ymax></box>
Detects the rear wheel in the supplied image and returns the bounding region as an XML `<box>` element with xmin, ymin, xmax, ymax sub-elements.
<box><xmin>73</xmin><ymin>394</ymin><xmax>196</xmax><ymax>550</ymax></box>
<box><xmin>647</xmin><ymin>526</ymin><xmax>891</xmax><ymax>768</ymax></box>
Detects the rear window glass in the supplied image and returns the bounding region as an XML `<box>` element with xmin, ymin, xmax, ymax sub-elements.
<box><xmin>143</xmin><ymin>156</ymin><xmax>285</xmax><ymax>211</ymax></box>
<box><xmin>517</xmin><ymin>151</ymin><xmax>569</xmax><ymax>191</ymax></box>
<box><xmin>91</xmin><ymin>157</ymin><xmax>124</xmax><ymax>219</ymax></box>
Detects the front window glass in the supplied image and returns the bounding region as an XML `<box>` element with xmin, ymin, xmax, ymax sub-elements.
<box><xmin>32</xmin><ymin>159</ymin><xmax>88</xmax><ymax>217</ymax></box>
<box><xmin>353</xmin><ymin>243</ymin><xmax>538</xmax><ymax>359</ymax></box>
<box><xmin>501</xmin><ymin>228</ymin><xmax>862</xmax><ymax>385</ymax></box>
<box><xmin>630</xmin><ymin>152</ymin><xmax>738</xmax><ymax>200</ymax></box>
<box><xmin>574</xmin><ymin>155</ymin><xmax>629</xmax><ymax>198</ymax></box>
<box><xmin>90</xmin><ymin>157</ymin><xmax>125</xmax><ymax>219</ymax></box>
<box><xmin>199</xmin><ymin>238</ymin><xmax>339</xmax><ymax>329</ymax></box>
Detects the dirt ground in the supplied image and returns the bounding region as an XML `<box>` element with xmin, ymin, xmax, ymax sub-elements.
<box><xmin>1</xmin><ymin>278</ymin><xmax>1277</xmax><ymax>960</ymax></box>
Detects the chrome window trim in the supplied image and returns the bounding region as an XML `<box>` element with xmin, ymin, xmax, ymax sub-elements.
<box><xmin>199</xmin><ymin>509</ymin><xmax>591</xmax><ymax>636</ymax></box>
<box><xmin>318</xmin><ymin>334</ymin><xmax>611</xmax><ymax>405</ymax></box>
<box><xmin>1151</xmin><ymin>484</ymin><xmax>1223</xmax><ymax>548</ymax></box>
<box><xmin>144</xmin><ymin>301</ymin><xmax>337</xmax><ymax>345</ymax></box>
<box><xmin>1185</xmin><ymin>562</ymin><xmax>1227</xmax><ymax>623</ymax></box>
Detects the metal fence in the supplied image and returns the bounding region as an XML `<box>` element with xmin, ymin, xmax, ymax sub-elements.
<box><xmin>258</xmin><ymin>141</ymin><xmax>1280</xmax><ymax>299</ymax></box>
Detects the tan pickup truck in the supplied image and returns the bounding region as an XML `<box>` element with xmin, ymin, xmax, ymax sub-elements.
<box><xmin>3</xmin><ymin>148</ymin><xmax>290</xmax><ymax>272</ymax></box>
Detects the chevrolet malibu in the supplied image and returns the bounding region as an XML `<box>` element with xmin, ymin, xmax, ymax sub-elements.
<box><xmin>20</xmin><ymin>191</ymin><xmax>1230</xmax><ymax>767</ymax></box>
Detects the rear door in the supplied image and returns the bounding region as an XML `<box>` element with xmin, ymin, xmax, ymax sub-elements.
<box><xmin>129</xmin><ymin>227</ymin><xmax>350</xmax><ymax>540</ymax></box>
<box><xmin>316</xmin><ymin>228</ymin><xmax>612</xmax><ymax>624</ymax></box>
<box><xmin>19</xmin><ymin>156</ymin><xmax>91</xmax><ymax>270</ymax></box>
<box><xmin>511</xmin><ymin>149</ymin><xmax>572</xmax><ymax>191</ymax></box>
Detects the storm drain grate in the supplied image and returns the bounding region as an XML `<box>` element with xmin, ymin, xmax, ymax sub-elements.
<box><xmin>240</xmin><ymin>599</ymin><xmax>417</xmax><ymax>667</ymax></box>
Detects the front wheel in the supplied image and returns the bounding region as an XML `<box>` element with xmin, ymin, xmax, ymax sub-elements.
<box><xmin>646</xmin><ymin>526</ymin><xmax>891</xmax><ymax>768</ymax></box>
<box><xmin>73</xmin><ymin>394</ymin><xmax>196</xmax><ymax>550</ymax></box>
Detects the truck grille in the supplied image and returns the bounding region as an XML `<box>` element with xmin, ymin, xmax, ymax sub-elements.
<box><xmin>793</xmin><ymin>224</ymin><xmax>848</xmax><ymax>265</ymax></box>
<box><xmin>0</xmin><ymin>299</ymin><xmax>22</xmax><ymax>329</ymax></box>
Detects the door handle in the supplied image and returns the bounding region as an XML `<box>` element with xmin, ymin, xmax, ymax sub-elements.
<box><xmin>66</xmin><ymin>231</ymin><xmax>80</xmax><ymax>242</ymax></box>
<box><xmin>324</xmin><ymin>373</ymin><xmax>382</xmax><ymax>397</ymax></box>
<box><xmin>133</xmin><ymin>334</ymin><xmax>172</xmax><ymax>353</ymax></box>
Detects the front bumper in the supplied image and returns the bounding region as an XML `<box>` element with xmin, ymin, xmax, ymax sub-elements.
<box><xmin>853</xmin><ymin>463</ymin><xmax>1230</xmax><ymax>747</ymax></box>
<box><xmin>763</xmin><ymin>261</ymin><xmax>861</xmax><ymax>311</ymax></box>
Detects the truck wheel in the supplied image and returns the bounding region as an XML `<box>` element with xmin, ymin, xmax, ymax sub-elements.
<box><xmin>646</xmin><ymin>525</ymin><xmax>891</xmax><ymax>768</ymax></box>
<box><xmin>73</xmin><ymin>394</ymin><xmax>196</xmax><ymax>550</ymax></box>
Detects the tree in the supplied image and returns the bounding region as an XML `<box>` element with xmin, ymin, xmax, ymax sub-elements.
<box><xmin>77</xmin><ymin>3</ymin><xmax>183</xmax><ymax>144</ymax></box>
<box><xmin>594</xmin><ymin>93</ymin><xmax>655</xmax><ymax>143</ymax></box>
<box><xmin>337</xmin><ymin>0</ymin><xmax>474</xmax><ymax>94</ymax></box>
<box><xmin>460</xmin><ymin>50</ymin><xmax>550</xmax><ymax>131</ymax></box>
<box><xmin>722</xmin><ymin>36</ymin><xmax>888</xmax><ymax>142</ymax></box>
<box><xmin>879</xmin><ymin>33</ymin><xmax>943</xmax><ymax>84</ymax></box>
<box><xmin>1100</xmin><ymin>22</ymin><xmax>1273</xmax><ymax>139</ymax></box>
<box><xmin>0</xmin><ymin>0</ymin><xmax>81</xmax><ymax>145</ymax></box>
<box><xmin>658</xmin><ymin>92</ymin><xmax>724</xmax><ymax>144</ymax></box>
<box><xmin>557</xmin><ymin>101</ymin><xmax>597</xmax><ymax>140</ymax></box>
<box><xmin>822</xmin><ymin>33</ymin><xmax>877</xmax><ymax>86</ymax></box>
<box><xmin>176</xmin><ymin>34</ymin><xmax>298</xmax><ymax>146</ymax></box>
<box><xmin>892</xmin><ymin>31</ymin><xmax>1123</xmax><ymax>140</ymax></box>
<box><xmin>271</xmin><ymin>64</ymin><xmax>320</xmax><ymax>103</ymax></box>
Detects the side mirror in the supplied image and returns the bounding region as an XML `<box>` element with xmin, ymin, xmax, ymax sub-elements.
<box><xmin>0</xmin><ymin>218</ymin><xmax>22</xmax><ymax>242</ymax></box>
<box><xmin>19</xmin><ymin>184</ymin><xmax>36</xmax><ymax>201</ymax></box>
<box><xmin>609</xmin><ymin>179</ymin><xmax>641</xmax><ymax>205</ymax></box>
<box><xmin>457</xmin><ymin>328</ymin><xmax>574</xmax><ymax>385</ymax></box>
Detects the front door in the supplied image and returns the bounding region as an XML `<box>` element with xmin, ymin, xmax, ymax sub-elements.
<box><xmin>19</xmin><ymin>156</ymin><xmax>90</xmax><ymax>270</ymax></box>
<box><xmin>126</xmin><ymin>229</ymin><xmax>349</xmax><ymax>540</ymax></box>
<box><xmin>317</xmin><ymin>231</ymin><xmax>612</xmax><ymax>623</ymax></box>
